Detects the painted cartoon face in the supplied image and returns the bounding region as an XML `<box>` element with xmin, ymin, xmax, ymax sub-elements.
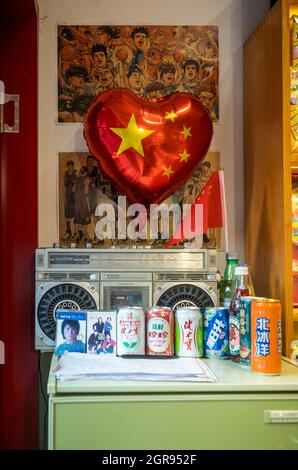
<box><xmin>78</xmin><ymin>26</ymin><xmax>90</xmax><ymax>35</ymax></box>
<box><xmin>203</xmin><ymin>40</ymin><xmax>216</xmax><ymax>59</ymax></box>
<box><xmin>99</xmin><ymin>68</ymin><xmax>114</xmax><ymax>86</ymax></box>
<box><xmin>96</xmin><ymin>30</ymin><xmax>110</xmax><ymax>44</ymax></box>
<box><xmin>128</xmin><ymin>71</ymin><xmax>143</xmax><ymax>91</ymax></box>
<box><xmin>147</xmin><ymin>47</ymin><xmax>162</xmax><ymax>65</ymax></box>
<box><xmin>185</xmin><ymin>33</ymin><xmax>193</xmax><ymax>46</ymax></box>
<box><xmin>173</xmin><ymin>26</ymin><xmax>186</xmax><ymax>40</ymax></box>
<box><xmin>133</xmin><ymin>33</ymin><xmax>147</xmax><ymax>50</ymax></box>
<box><xmin>202</xmin><ymin>165</ymin><xmax>211</xmax><ymax>175</ymax></box>
<box><xmin>68</xmin><ymin>75</ymin><xmax>84</xmax><ymax>89</ymax></box>
<box><xmin>153</xmin><ymin>30</ymin><xmax>167</xmax><ymax>47</ymax></box>
<box><xmin>86</xmin><ymin>159</ymin><xmax>94</xmax><ymax>170</ymax></box>
<box><xmin>148</xmin><ymin>90</ymin><xmax>162</xmax><ymax>98</ymax></box>
<box><xmin>94</xmin><ymin>51</ymin><xmax>107</xmax><ymax>68</ymax></box>
<box><xmin>64</xmin><ymin>325</ymin><xmax>77</xmax><ymax>342</ymax></box>
<box><xmin>162</xmin><ymin>71</ymin><xmax>175</xmax><ymax>85</ymax></box>
<box><xmin>185</xmin><ymin>64</ymin><xmax>197</xmax><ymax>81</ymax></box>
<box><xmin>199</xmin><ymin>91</ymin><xmax>215</xmax><ymax>111</ymax></box>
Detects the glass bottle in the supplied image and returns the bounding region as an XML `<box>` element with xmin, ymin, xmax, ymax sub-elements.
<box><xmin>229</xmin><ymin>266</ymin><xmax>251</xmax><ymax>362</ymax></box>
<box><xmin>239</xmin><ymin>264</ymin><xmax>255</xmax><ymax>296</ymax></box>
<box><xmin>219</xmin><ymin>252</ymin><xmax>239</xmax><ymax>308</ymax></box>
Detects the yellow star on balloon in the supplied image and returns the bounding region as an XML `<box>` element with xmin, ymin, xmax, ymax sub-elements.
<box><xmin>179</xmin><ymin>149</ymin><xmax>191</xmax><ymax>162</ymax></box>
<box><xmin>110</xmin><ymin>114</ymin><xmax>155</xmax><ymax>157</ymax></box>
<box><xmin>162</xmin><ymin>166</ymin><xmax>174</xmax><ymax>178</ymax></box>
<box><xmin>165</xmin><ymin>110</ymin><xmax>177</xmax><ymax>122</ymax></box>
<box><xmin>180</xmin><ymin>126</ymin><xmax>192</xmax><ymax>139</ymax></box>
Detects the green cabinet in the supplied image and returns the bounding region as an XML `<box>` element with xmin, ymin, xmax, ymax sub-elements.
<box><xmin>48</xmin><ymin>357</ymin><xmax>298</xmax><ymax>450</ymax></box>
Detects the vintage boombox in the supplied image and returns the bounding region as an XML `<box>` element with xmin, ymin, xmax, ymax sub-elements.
<box><xmin>35</xmin><ymin>248</ymin><xmax>218</xmax><ymax>351</ymax></box>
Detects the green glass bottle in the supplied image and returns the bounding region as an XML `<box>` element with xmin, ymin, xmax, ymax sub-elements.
<box><xmin>219</xmin><ymin>252</ymin><xmax>239</xmax><ymax>308</ymax></box>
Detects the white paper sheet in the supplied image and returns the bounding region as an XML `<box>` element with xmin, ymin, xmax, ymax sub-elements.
<box><xmin>54</xmin><ymin>353</ymin><xmax>217</xmax><ymax>382</ymax></box>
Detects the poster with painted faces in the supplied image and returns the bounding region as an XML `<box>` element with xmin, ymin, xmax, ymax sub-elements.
<box><xmin>58</xmin><ymin>151</ymin><xmax>220</xmax><ymax>249</ymax></box>
<box><xmin>57</xmin><ymin>25</ymin><xmax>219</xmax><ymax>123</ymax></box>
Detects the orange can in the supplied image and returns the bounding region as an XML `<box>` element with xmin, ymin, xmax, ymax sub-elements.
<box><xmin>251</xmin><ymin>298</ymin><xmax>282</xmax><ymax>375</ymax></box>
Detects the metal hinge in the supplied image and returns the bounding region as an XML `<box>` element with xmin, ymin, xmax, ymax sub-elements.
<box><xmin>0</xmin><ymin>80</ymin><xmax>19</xmax><ymax>133</ymax></box>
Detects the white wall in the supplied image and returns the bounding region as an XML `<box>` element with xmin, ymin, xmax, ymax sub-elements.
<box><xmin>37</xmin><ymin>0</ymin><xmax>270</xmax><ymax>270</ymax></box>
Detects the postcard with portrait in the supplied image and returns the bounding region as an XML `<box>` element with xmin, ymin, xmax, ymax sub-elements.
<box><xmin>55</xmin><ymin>310</ymin><xmax>87</xmax><ymax>356</ymax></box>
<box><xmin>87</xmin><ymin>311</ymin><xmax>117</xmax><ymax>356</ymax></box>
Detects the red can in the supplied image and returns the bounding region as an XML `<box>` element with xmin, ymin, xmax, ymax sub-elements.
<box><xmin>251</xmin><ymin>298</ymin><xmax>282</xmax><ymax>375</ymax></box>
<box><xmin>146</xmin><ymin>307</ymin><xmax>174</xmax><ymax>356</ymax></box>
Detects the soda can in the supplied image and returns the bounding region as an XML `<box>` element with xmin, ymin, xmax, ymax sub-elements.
<box><xmin>175</xmin><ymin>307</ymin><xmax>203</xmax><ymax>357</ymax></box>
<box><xmin>117</xmin><ymin>306</ymin><xmax>145</xmax><ymax>356</ymax></box>
<box><xmin>204</xmin><ymin>307</ymin><xmax>229</xmax><ymax>359</ymax></box>
<box><xmin>251</xmin><ymin>298</ymin><xmax>282</xmax><ymax>375</ymax></box>
<box><xmin>146</xmin><ymin>307</ymin><xmax>174</xmax><ymax>356</ymax></box>
<box><xmin>239</xmin><ymin>297</ymin><xmax>266</xmax><ymax>366</ymax></box>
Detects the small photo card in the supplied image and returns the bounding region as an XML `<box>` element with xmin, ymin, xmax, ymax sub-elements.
<box><xmin>87</xmin><ymin>311</ymin><xmax>117</xmax><ymax>356</ymax></box>
<box><xmin>55</xmin><ymin>310</ymin><xmax>87</xmax><ymax>356</ymax></box>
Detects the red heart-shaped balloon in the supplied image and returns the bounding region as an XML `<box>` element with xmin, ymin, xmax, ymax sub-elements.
<box><xmin>84</xmin><ymin>88</ymin><xmax>213</xmax><ymax>207</ymax></box>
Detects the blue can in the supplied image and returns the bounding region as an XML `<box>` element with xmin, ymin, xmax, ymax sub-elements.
<box><xmin>204</xmin><ymin>307</ymin><xmax>230</xmax><ymax>358</ymax></box>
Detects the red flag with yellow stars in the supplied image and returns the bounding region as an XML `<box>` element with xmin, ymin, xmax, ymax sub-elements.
<box><xmin>165</xmin><ymin>170</ymin><xmax>225</xmax><ymax>248</ymax></box>
<box><xmin>84</xmin><ymin>89</ymin><xmax>213</xmax><ymax>207</ymax></box>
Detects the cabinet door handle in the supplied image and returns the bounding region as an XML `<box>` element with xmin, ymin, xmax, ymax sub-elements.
<box><xmin>264</xmin><ymin>410</ymin><xmax>298</xmax><ymax>423</ymax></box>
<box><xmin>0</xmin><ymin>81</ymin><xmax>20</xmax><ymax>133</ymax></box>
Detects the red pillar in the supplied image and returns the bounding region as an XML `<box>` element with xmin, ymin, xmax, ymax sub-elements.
<box><xmin>0</xmin><ymin>2</ymin><xmax>39</xmax><ymax>449</ymax></box>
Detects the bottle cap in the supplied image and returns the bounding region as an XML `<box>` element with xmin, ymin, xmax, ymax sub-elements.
<box><xmin>226</xmin><ymin>252</ymin><xmax>238</xmax><ymax>260</ymax></box>
<box><xmin>235</xmin><ymin>266</ymin><xmax>248</xmax><ymax>275</ymax></box>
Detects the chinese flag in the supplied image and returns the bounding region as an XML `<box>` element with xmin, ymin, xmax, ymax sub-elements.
<box><xmin>165</xmin><ymin>170</ymin><xmax>225</xmax><ymax>248</ymax></box>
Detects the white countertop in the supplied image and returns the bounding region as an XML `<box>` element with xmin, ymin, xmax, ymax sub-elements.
<box><xmin>48</xmin><ymin>355</ymin><xmax>298</xmax><ymax>395</ymax></box>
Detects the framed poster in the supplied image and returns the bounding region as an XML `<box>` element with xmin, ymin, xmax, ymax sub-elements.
<box><xmin>58</xmin><ymin>151</ymin><xmax>221</xmax><ymax>248</ymax></box>
<box><xmin>57</xmin><ymin>25</ymin><xmax>219</xmax><ymax>123</ymax></box>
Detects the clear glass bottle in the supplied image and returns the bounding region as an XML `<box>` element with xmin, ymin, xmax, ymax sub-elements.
<box><xmin>239</xmin><ymin>263</ymin><xmax>255</xmax><ymax>296</ymax></box>
<box><xmin>219</xmin><ymin>252</ymin><xmax>239</xmax><ymax>308</ymax></box>
<box><xmin>229</xmin><ymin>266</ymin><xmax>251</xmax><ymax>362</ymax></box>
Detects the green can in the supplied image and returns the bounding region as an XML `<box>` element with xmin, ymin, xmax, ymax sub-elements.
<box><xmin>175</xmin><ymin>307</ymin><xmax>203</xmax><ymax>357</ymax></box>
<box><xmin>239</xmin><ymin>298</ymin><xmax>252</xmax><ymax>366</ymax></box>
